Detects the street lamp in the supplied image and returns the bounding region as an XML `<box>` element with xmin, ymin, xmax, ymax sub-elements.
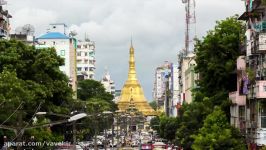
<box><xmin>36</xmin><ymin>112</ymin><xmax>88</xmax><ymax>150</ymax></box>
<box><xmin>102</xmin><ymin>111</ymin><xmax>112</xmax><ymax>150</ymax></box>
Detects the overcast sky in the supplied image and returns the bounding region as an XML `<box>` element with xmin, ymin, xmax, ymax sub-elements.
<box><xmin>6</xmin><ymin>0</ymin><xmax>244</xmax><ymax>100</ymax></box>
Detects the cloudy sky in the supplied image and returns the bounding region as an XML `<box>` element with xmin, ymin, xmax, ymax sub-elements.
<box><xmin>6</xmin><ymin>0</ymin><xmax>244</xmax><ymax>100</ymax></box>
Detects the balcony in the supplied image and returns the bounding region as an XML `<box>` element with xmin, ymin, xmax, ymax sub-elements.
<box><xmin>0</xmin><ymin>27</ymin><xmax>7</xmax><ymax>37</ymax></box>
<box><xmin>237</xmin><ymin>56</ymin><xmax>246</xmax><ymax>71</ymax></box>
<box><xmin>256</xmin><ymin>80</ymin><xmax>266</xmax><ymax>98</ymax></box>
<box><xmin>229</xmin><ymin>91</ymin><xmax>246</xmax><ymax>105</ymax></box>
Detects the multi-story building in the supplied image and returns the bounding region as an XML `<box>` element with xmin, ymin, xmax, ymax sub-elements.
<box><xmin>178</xmin><ymin>52</ymin><xmax>198</xmax><ymax>105</ymax></box>
<box><xmin>76</xmin><ymin>39</ymin><xmax>96</xmax><ymax>80</ymax></box>
<box><xmin>35</xmin><ymin>23</ymin><xmax>77</xmax><ymax>98</ymax></box>
<box><xmin>153</xmin><ymin>61</ymin><xmax>172</xmax><ymax>109</ymax></box>
<box><xmin>230</xmin><ymin>0</ymin><xmax>266</xmax><ymax>147</ymax></box>
<box><xmin>0</xmin><ymin>2</ymin><xmax>11</xmax><ymax>39</ymax></box>
<box><xmin>153</xmin><ymin>61</ymin><xmax>180</xmax><ymax>116</ymax></box>
<box><xmin>101</xmin><ymin>70</ymin><xmax>115</xmax><ymax>96</ymax></box>
<box><xmin>169</xmin><ymin>64</ymin><xmax>180</xmax><ymax>117</ymax></box>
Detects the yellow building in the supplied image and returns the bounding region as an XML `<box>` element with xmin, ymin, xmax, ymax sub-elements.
<box><xmin>117</xmin><ymin>42</ymin><xmax>156</xmax><ymax>116</ymax></box>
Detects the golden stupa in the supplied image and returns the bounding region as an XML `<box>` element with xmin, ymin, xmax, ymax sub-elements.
<box><xmin>117</xmin><ymin>41</ymin><xmax>156</xmax><ymax>116</ymax></box>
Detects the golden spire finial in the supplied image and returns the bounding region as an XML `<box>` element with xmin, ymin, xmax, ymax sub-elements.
<box><xmin>128</xmin><ymin>38</ymin><xmax>137</xmax><ymax>81</ymax></box>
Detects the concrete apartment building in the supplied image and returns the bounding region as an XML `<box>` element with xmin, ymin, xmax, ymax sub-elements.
<box><xmin>153</xmin><ymin>61</ymin><xmax>172</xmax><ymax>110</ymax></box>
<box><xmin>230</xmin><ymin>0</ymin><xmax>266</xmax><ymax>147</ymax></box>
<box><xmin>153</xmin><ymin>62</ymin><xmax>180</xmax><ymax>116</ymax></box>
<box><xmin>35</xmin><ymin>23</ymin><xmax>77</xmax><ymax>97</ymax></box>
<box><xmin>178</xmin><ymin>52</ymin><xmax>198</xmax><ymax>105</ymax></box>
<box><xmin>76</xmin><ymin>40</ymin><xmax>96</xmax><ymax>80</ymax></box>
<box><xmin>0</xmin><ymin>1</ymin><xmax>11</xmax><ymax>39</ymax></box>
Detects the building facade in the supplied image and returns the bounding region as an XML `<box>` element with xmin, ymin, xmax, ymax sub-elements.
<box><xmin>153</xmin><ymin>62</ymin><xmax>180</xmax><ymax>117</ymax></box>
<box><xmin>35</xmin><ymin>23</ymin><xmax>77</xmax><ymax>97</ymax></box>
<box><xmin>169</xmin><ymin>64</ymin><xmax>180</xmax><ymax>117</ymax></box>
<box><xmin>0</xmin><ymin>3</ymin><xmax>11</xmax><ymax>39</ymax></box>
<box><xmin>153</xmin><ymin>61</ymin><xmax>172</xmax><ymax>110</ymax></box>
<box><xmin>101</xmin><ymin>70</ymin><xmax>115</xmax><ymax>96</ymax></box>
<box><xmin>230</xmin><ymin>0</ymin><xmax>266</xmax><ymax>147</ymax></box>
<box><xmin>76</xmin><ymin>40</ymin><xmax>96</xmax><ymax>80</ymax></box>
<box><xmin>178</xmin><ymin>52</ymin><xmax>198</xmax><ymax>105</ymax></box>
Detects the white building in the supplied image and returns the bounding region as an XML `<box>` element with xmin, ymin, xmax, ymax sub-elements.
<box><xmin>35</xmin><ymin>23</ymin><xmax>77</xmax><ymax>97</ymax></box>
<box><xmin>169</xmin><ymin>64</ymin><xmax>180</xmax><ymax>117</ymax></box>
<box><xmin>153</xmin><ymin>61</ymin><xmax>171</xmax><ymax>109</ymax></box>
<box><xmin>178</xmin><ymin>52</ymin><xmax>198</xmax><ymax>105</ymax></box>
<box><xmin>101</xmin><ymin>71</ymin><xmax>115</xmax><ymax>96</ymax></box>
<box><xmin>76</xmin><ymin>40</ymin><xmax>96</xmax><ymax>80</ymax></box>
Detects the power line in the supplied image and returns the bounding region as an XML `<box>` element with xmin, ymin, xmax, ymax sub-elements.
<box><xmin>0</xmin><ymin>101</ymin><xmax>24</xmax><ymax>126</ymax></box>
<box><xmin>11</xmin><ymin>102</ymin><xmax>43</xmax><ymax>142</ymax></box>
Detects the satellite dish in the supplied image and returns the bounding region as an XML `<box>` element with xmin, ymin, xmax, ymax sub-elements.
<box><xmin>69</xmin><ymin>30</ymin><xmax>77</xmax><ymax>37</ymax></box>
<box><xmin>22</xmin><ymin>24</ymin><xmax>35</xmax><ymax>35</ymax></box>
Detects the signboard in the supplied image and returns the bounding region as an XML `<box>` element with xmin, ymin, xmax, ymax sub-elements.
<box><xmin>259</xmin><ymin>33</ymin><xmax>266</xmax><ymax>51</ymax></box>
<box><xmin>253</xmin><ymin>21</ymin><xmax>266</xmax><ymax>32</ymax></box>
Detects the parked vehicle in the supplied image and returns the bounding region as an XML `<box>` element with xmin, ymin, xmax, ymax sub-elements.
<box><xmin>141</xmin><ymin>143</ymin><xmax>152</xmax><ymax>150</ymax></box>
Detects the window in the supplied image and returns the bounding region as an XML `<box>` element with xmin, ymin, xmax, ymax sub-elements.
<box><xmin>77</xmin><ymin>67</ymin><xmax>82</xmax><ymax>71</ymax></box>
<box><xmin>85</xmin><ymin>52</ymin><xmax>87</xmax><ymax>56</ymax></box>
<box><xmin>261</xmin><ymin>103</ymin><xmax>266</xmax><ymax>128</ymax></box>
<box><xmin>53</xmin><ymin>41</ymin><xmax>56</xmax><ymax>45</ymax></box>
<box><xmin>60</xmin><ymin>50</ymin><xmax>65</xmax><ymax>56</ymax></box>
<box><xmin>84</xmin><ymin>67</ymin><xmax>88</xmax><ymax>71</ymax></box>
<box><xmin>263</xmin><ymin>85</ymin><xmax>266</xmax><ymax>92</ymax></box>
<box><xmin>77</xmin><ymin>52</ymin><xmax>81</xmax><ymax>56</ymax></box>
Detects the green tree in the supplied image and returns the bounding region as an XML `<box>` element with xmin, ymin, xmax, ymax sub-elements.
<box><xmin>175</xmin><ymin>16</ymin><xmax>245</xmax><ymax>149</ymax></box>
<box><xmin>149</xmin><ymin>100</ymin><xmax>157</xmax><ymax>110</ymax></box>
<box><xmin>175</xmin><ymin>98</ymin><xmax>212</xmax><ymax>149</ymax></box>
<box><xmin>159</xmin><ymin>115</ymin><xmax>179</xmax><ymax>142</ymax></box>
<box><xmin>150</xmin><ymin>116</ymin><xmax>160</xmax><ymax>132</ymax></box>
<box><xmin>76</xmin><ymin>80</ymin><xmax>118</xmax><ymax>140</ymax></box>
<box><xmin>194</xmin><ymin>15</ymin><xmax>245</xmax><ymax>104</ymax></box>
<box><xmin>0</xmin><ymin>40</ymin><xmax>73</xmax><ymax>146</ymax></box>
<box><xmin>192</xmin><ymin>107</ymin><xmax>245</xmax><ymax>150</ymax></box>
<box><xmin>77</xmin><ymin>79</ymin><xmax>117</xmax><ymax>111</ymax></box>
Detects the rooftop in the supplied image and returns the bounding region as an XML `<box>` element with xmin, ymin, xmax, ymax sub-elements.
<box><xmin>37</xmin><ymin>32</ymin><xmax>69</xmax><ymax>39</ymax></box>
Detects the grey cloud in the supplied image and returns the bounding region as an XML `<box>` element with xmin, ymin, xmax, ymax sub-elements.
<box><xmin>7</xmin><ymin>0</ymin><xmax>244</xmax><ymax>100</ymax></box>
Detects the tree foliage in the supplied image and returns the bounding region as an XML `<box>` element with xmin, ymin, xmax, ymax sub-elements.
<box><xmin>192</xmin><ymin>107</ymin><xmax>245</xmax><ymax>150</ymax></box>
<box><xmin>150</xmin><ymin>116</ymin><xmax>160</xmax><ymax>132</ymax></box>
<box><xmin>159</xmin><ymin>115</ymin><xmax>179</xmax><ymax>142</ymax></box>
<box><xmin>0</xmin><ymin>40</ymin><xmax>74</xmax><ymax>143</ymax></box>
<box><xmin>76</xmin><ymin>79</ymin><xmax>118</xmax><ymax>140</ymax></box>
<box><xmin>149</xmin><ymin>100</ymin><xmax>157</xmax><ymax>110</ymax></box>
<box><xmin>174</xmin><ymin>16</ymin><xmax>245</xmax><ymax>149</ymax></box>
<box><xmin>77</xmin><ymin>79</ymin><xmax>117</xmax><ymax>111</ymax></box>
<box><xmin>194</xmin><ymin>15</ymin><xmax>245</xmax><ymax>100</ymax></box>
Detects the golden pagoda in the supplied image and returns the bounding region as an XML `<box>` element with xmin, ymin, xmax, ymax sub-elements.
<box><xmin>117</xmin><ymin>41</ymin><xmax>156</xmax><ymax>116</ymax></box>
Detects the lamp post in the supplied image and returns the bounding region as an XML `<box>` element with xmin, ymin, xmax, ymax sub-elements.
<box><xmin>102</xmin><ymin>111</ymin><xmax>112</xmax><ymax>150</ymax></box>
<box><xmin>36</xmin><ymin>112</ymin><xmax>87</xmax><ymax>150</ymax></box>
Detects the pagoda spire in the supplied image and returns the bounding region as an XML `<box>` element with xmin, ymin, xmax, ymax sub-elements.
<box><xmin>117</xmin><ymin>40</ymin><xmax>156</xmax><ymax>116</ymax></box>
<box><xmin>128</xmin><ymin>39</ymin><xmax>137</xmax><ymax>81</ymax></box>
